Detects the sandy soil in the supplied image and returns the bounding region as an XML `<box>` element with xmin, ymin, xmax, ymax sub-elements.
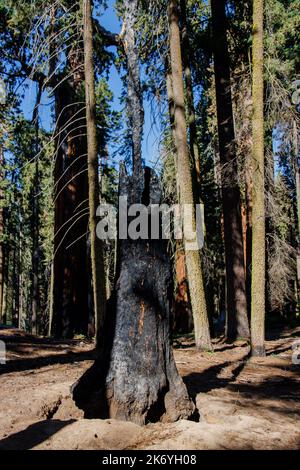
<box><xmin>0</xmin><ymin>326</ymin><xmax>299</xmax><ymax>450</ymax></box>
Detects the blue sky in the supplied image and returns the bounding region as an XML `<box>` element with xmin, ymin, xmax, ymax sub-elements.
<box><xmin>20</xmin><ymin>0</ymin><xmax>159</xmax><ymax>167</ymax></box>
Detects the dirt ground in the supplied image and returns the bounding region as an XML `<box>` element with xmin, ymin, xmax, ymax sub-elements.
<box><xmin>0</xmin><ymin>326</ymin><xmax>299</xmax><ymax>450</ymax></box>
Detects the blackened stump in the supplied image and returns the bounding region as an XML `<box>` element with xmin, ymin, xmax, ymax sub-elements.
<box><xmin>72</xmin><ymin>166</ymin><xmax>195</xmax><ymax>425</ymax></box>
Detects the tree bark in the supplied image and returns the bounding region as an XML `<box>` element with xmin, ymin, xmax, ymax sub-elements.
<box><xmin>251</xmin><ymin>0</ymin><xmax>266</xmax><ymax>356</ymax></box>
<box><xmin>51</xmin><ymin>52</ymin><xmax>89</xmax><ymax>339</ymax></box>
<box><xmin>211</xmin><ymin>0</ymin><xmax>250</xmax><ymax>340</ymax></box>
<box><xmin>293</xmin><ymin>120</ymin><xmax>300</xmax><ymax>303</ymax></box>
<box><xmin>245</xmin><ymin>122</ymin><xmax>253</xmax><ymax>319</ymax></box>
<box><xmin>83</xmin><ymin>0</ymin><xmax>107</xmax><ymax>348</ymax></box>
<box><xmin>166</xmin><ymin>61</ymin><xmax>193</xmax><ymax>334</ymax></box>
<box><xmin>72</xmin><ymin>166</ymin><xmax>195</xmax><ymax>424</ymax></box>
<box><xmin>180</xmin><ymin>0</ymin><xmax>201</xmax><ymax>196</ymax></box>
<box><xmin>168</xmin><ymin>0</ymin><xmax>212</xmax><ymax>350</ymax></box>
<box><xmin>0</xmin><ymin>147</ymin><xmax>4</xmax><ymax>324</ymax></box>
<box><xmin>31</xmin><ymin>81</ymin><xmax>43</xmax><ymax>335</ymax></box>
<box><xmin>121</xmin><ymin>0</ymin><xmax>144</xmax><ymax>198</ymax></box>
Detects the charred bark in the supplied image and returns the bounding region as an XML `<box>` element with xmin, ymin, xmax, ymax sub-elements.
<box><xmin>72</xmin><ymin>167</ymin><xmax>195</xmax><ymax>425</ymax></box>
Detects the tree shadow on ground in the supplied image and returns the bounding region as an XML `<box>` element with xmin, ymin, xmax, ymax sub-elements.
<box><xmin>214</xmin><ymin>343</ymin><xmax>237</xmax><ymax>352</ymax></box>
<box><xmin>0</xmin><ymin>419</ymin><xmax>76</xmax><ymax>450</ymax></box>
<box><xmin>183</xmin><ymin>357</ymin><xmax>248</xmax><ymax>398</ymax></box>
<box><xmin>183</xmin><ymin>355</ymin><xmax>300</xmax><ymax>405</ymax></box>
<box><xmin>266</xmin><ymin>344</ymin><xmax>294</xmax><ymax>356</ymax></box>
<box><xmin>0</xmin><ymin>332</ymin><xmax>83</xmax><ymax>345</ymax></box>
<box><xmin>225</xmin><ymin>376</ymin><xmax>300</xmax><ymax>401</ymax></box>
<box><xmin>265</xmin><ymin>327</ymin><xmax>300</xmax><ymax>341</ymax></box>
<box><xmin>231</xmin><ymin>393</ymin><xmax>300</xmax><ymax>417</ymax></box>
<box><xmin>0</xmin><ymin>349</ymin><xmax>96</xmax><ymax>375</ymax></box>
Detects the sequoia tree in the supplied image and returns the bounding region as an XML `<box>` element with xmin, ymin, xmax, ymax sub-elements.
<box><xmin>211</xmin><ymin>0</ymin><xmax>250</xmax><ymax>340</ymax></box>
<box><xmin>49</xmin><ymin>3</ymin><xmax>90</xmax><ymax>339</ymax></box>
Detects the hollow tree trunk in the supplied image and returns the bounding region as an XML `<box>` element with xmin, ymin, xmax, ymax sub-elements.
<box><xmin>211</xmin><ymin>0</ymin><xmax>250</xmax><ymax>340</ymax></box>
<box><xmin>251</xmin><ymin>0</ymin><xmax>265</xmax><ymax>356</ymax></box>
<box><xmin>72</xmin><ymin>166</ymin><xmax>195</xmax><ymax>424</ymax></box>
<box><xmin>51</xmin><ymin>49</ymin><xmax>89</xmax><ymax>338</ymax></box>
<box><xmin>168</xmin><ymin>0</ymin><xmax>212</xmax><ymax>350</ymax></box>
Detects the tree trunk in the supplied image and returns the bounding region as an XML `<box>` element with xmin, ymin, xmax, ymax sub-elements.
<box><xmin>166</xmin><ymin>61</ymin><xmax>193</xmax><ymax>334</ymax></box>
<box><xmin>180</xmin><ymin>0</ymin><xmax>201</xmax><ymax>196</ymax></box>
<box><xmin>168</xmin><ymin>0</ymin><xmax>212</xmax><ymax>350</ymax></box>
<box><xmin>72</xmin><ymin>166</ymin><xmax>195</xmax><ymax>424</ymax></box>
<box><xmin>72</xmin><ymin>0</ymin><xmax>195</xmax><ymax>424</ymax></box>
<box><xmin>122</xmin><ymin>0</ymin><xmax>144</xmax><ymax>195</ymax></box>
<box><xmin>245</xmin><ymin>135</ymin><xmax>253</xmax><ymax>319</ymax></box>
<box><xmin>31</xmin><ymin>158</ymin><xmax>39</xmax><ymax>335</ymax></box>
<box><xmin>211</xmin><ymin>0</ymin><xmax>250</xmax><ymax>340</ymax></box>
<box><xmin>2</xmin><ymin>245</ymin><xmax>8</xmax><ymax>325</ymax></box>
<box><xmin>31</xmin><ymin>82</ymin><xmax>42</xmax><ymax>335</ymax></box>
<box><xmin>251</xmin><ymin>0</ymin><xmax>266</xmax><ymax>356</ymax></box>
<box><xmin>51</xmin><ymin>51</ymin><xmax>89</xmax><ymax>338</ymax></box>
<box><xmin>11</xmin><ymin>220</ymin><xmax>19</xmax><ymax>328</ymax></box>
<box><xmin>83</xmin><ymin>0</ymin><xmax>107</xmax><ymax>348</ymax></box>
<box><xmin>174</xmin><ymin>245</ymin><xmax>193</xmax><ymax>333</ymax></box>
<box><xmin>293</xmin><ymin>120</ymin><xmax>300</xmax><ymax>308</ymax></box>
<box><xmin>18</xmin><ymin>226</ymin><xmax>24</xmax><ymax>330</ymax></box>
<box><xmin>0</xmin><ymin>147</ymin><xmax>4</xmax><ymax>324</ymax></box>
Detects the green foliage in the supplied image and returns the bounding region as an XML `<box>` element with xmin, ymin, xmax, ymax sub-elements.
<box><xmin>2</xmin><ymin>114</ymin><xmax>53</xmax><ymax>330</ymax></box>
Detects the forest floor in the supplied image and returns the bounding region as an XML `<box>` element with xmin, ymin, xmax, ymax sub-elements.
<box><xmin>0</xmin><ymin>325</ymin><xmax>299</xmax><ymax>450</ymax></box>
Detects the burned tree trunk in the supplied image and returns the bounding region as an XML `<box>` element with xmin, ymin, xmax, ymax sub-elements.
<box><xmin>72</xmin><ymin>166</ymin><xmax>195</xmax><ymax>424</ymax></box>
